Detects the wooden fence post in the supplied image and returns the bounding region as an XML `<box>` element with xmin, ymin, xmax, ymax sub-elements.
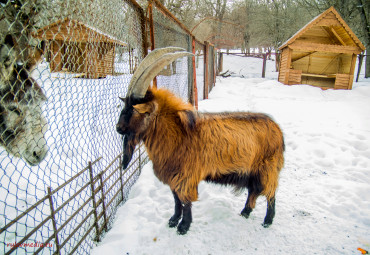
<box><xmin>98</xmin><ymin>173</ymin><xmax>108</xmax><ymax>232</ymax></box>
<box><xmin>47</xmin><ymin>187</ymin><xmax>61</xmax><ymax>255</ymax></box>
<box><xmin>139</xmin><ymin>145</ymin><xmax>142</xmax><ymax>168</ymax></box>
<box><xmin>119</xmin><ymin>156</ymin><xmax>124</xmax><ymax>202</ymax></box>
<box><xmin>88</xmin><ymin>162</ymin><xmax>100</xmax><ymax>242</ymax></box>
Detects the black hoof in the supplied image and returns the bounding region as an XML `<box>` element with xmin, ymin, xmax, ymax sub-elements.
<box><xmin>177</xmin><ymin>221</ymin><xmax>191</xmax><ymax>235</ymax></box>
<box><xmin>168</xmin><ymin>216</ymin><xmax>181</xmax><ymax>228</ymax></box>
<box><xmin>240</xmin><ymin>207</ymin><xmax>252</xmax><ymax>219</ymax></box>
<box><xmin>262</xmin><ymin>220</ymin><xmax>273</xmax><ymax>228</ymax></box>
<box><xmin>262</xmin><ymin>223</ymin><xmax>271</xmax><ymax>228</ymax></box>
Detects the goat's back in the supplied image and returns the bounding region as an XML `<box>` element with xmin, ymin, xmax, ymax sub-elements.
<box><xmin>191</xmin><ymin>112</ymin><xmax>284</xmax><ymax>179</ymax></box>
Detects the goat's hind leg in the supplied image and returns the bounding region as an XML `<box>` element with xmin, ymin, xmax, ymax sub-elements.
<box><xmin>169</xmin><ymin>191</ymin><xmax>183</xmax><ymax>228</ymax></box>
<box><xmin>262</xmin><ymin>196</ymin><xmax>275</xmax><ymax>228</ymax></box>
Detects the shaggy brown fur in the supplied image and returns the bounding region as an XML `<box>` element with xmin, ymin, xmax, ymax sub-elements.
<box><xmin>117</xmin><ymin>86</ymin><xmax>284</xmax><ymax>233</ymax></box>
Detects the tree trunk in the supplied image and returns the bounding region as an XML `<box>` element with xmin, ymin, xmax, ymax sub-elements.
<box><xmin>366</xmin><ymin>53</ymin><xmax>370</xmax><ymax>78</ymax></box>
<box><xmin>357</xmin><ymin>0</ymin><xmax>370</xmax><ymax>77</ymax></box>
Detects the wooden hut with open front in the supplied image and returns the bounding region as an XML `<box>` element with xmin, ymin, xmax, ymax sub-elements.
<box><xmin>278</xmin><ymin>7</ymin><xmax>365</xmax><ymax>90</ymax></box>
<box><xmin>34</xmin><ymin>18</ymin><xmax>126</xmax><ymax>79</ymax></box>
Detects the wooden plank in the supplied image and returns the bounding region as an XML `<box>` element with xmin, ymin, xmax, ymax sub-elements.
<box><xmin>289</xmin><ymin>41</ymin><xmax>363</xmax><ymax>54</ymax></box>
<box><xmin>291</xmin><ymin>51</ymin><xmax>316</xmax><ymax>62</ymax></box>
<box><xmin>284</xmin><ymin>48</ymin><xmax>292</xmax><ymax>84</ymax></box>
<box><xmin>302</xmin><ymin>73</ymin><xmax>336</xmax><ymax>78</ymax></box>
<box><xmin>278</xmin><ymin>49</ymin><xmax>289</xmax><ymax>83</ymax></box>
<box><xmin>348</xmin><ymin>54</ymin><xmax>357</xmax><ymax>89</ymax></box>
<box><xmin>288</xmin><ymin>69</ymin><xmax>302</xmax><ymax>85</ymax></box>
<box><xmin>334</xmin><ymin>73</ymin><xmax>350</xmax><ymax>89</ymax></box>
<box><xmin>330</xmin><ymin>27</ymin><xmax>346</xmax><ymax>45</ymax></box>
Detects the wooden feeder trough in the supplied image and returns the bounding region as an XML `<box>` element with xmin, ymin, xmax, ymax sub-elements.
<box><xmin>34</xmin><ymin>18</ymin><xmax>126</xmax><ymax>79</ymax></box>
<box><xmin>278</xmin><ymin>7</ymin><xmax>365</xmax><ymax>90</ymax></box>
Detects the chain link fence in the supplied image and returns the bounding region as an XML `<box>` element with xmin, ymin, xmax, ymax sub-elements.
<box><xmin>151</xmin><ymin>1</ymin><xmax>192</xmax><ymax>103</ymax></box>
<box><xmin>0</xmin><ymin>0</ymin><xmax>219</xmax><ymax>254</ymax></box>
<box><xmin>1</xmin><ymin>0</ymin><xmax>146</xmax><ymax>254</ymax></box>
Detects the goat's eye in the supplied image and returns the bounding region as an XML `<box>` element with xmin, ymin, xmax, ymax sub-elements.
<box><xmin>8</xmin><ymin>106</ymin><xmax>21</xmax><ymax>116</ymax></box>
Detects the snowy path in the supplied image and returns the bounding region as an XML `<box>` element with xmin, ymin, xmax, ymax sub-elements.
<box><xmin>92</xmin><ymin>55</ymin><xmax>370</xmax><ymax>255</ymax></box>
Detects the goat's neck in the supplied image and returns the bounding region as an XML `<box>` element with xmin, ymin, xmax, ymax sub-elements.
<box><xmin>143</xmin><ymin>112</ymin><xmax>183</xmax><ymax>156</ymax></box>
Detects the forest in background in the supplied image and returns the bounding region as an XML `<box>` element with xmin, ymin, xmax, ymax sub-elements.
<box><xmin>137</xmin><ymin>0</ymin><xmax>369</xmax><ymax>77</ymax></box>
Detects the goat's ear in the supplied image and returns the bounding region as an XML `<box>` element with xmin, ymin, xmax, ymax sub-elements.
<box><xmin>133</xmin><ymin>102</ymin><xmax>157</xmax><ymax>114</ymax></box>
<box><xmin>178</xmin><ymin>110</ymin><xmax>196</xmax><ymax>132</ymax></box>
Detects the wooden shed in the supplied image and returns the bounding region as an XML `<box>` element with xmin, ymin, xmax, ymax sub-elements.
<box><xmin>34</xmin><ymin>18</ymin><xmax>126</xmax><ymax>79</ymax></box>
<box><xmin>278</xmin><ymin>7</ymin><xmax>365</xmax><ymax>90</ymax></box>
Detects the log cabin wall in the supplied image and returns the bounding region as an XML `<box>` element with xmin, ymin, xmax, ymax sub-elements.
<box><xmin>34</xmin><ymin>18</ymin><xmax>126</xmax><ymax>78</ymax></box>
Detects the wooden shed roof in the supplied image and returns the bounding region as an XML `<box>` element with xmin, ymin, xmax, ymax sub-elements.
<box><xmin>33</xmin><ymin>18</ymin><xmax>126</xmax><ymax>46</ymax></box>
<box><xmin>279</xmin><ymin>6</ymin><xmax>365</xmax><ymax>54</ymax></box>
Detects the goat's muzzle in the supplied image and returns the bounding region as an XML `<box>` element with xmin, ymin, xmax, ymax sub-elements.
<box><xmin>116</xmin><ymin>124</ymin><xmax>125</xmax><ymax>135</ymax></box>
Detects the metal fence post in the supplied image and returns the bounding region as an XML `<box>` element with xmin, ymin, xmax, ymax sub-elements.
<box><xmin>148</xmin><ymin>1</ymin><xmax>157</xmax><ymax>88</ymax></box>
<box><xmin>88</xmin><ymin>162</ymin><xmax>100</xmax><ymax>242</ymax></box>
<box><xmin>213</xmin><ymin>46</ymin><xmax>216</xmax><ymax>85</ymax></box>
<box><xmin>204</xmin><ymin>41</ymin><xmax>209</xmax><ymax>99</ymax></box>
<box><xmin>47</xmin><ymin>187</ymin><xmax>61</xmax><ymax>255</ymax></box>
<box><xmin>192</xmin><ymin>36</ymin><xmax>198</xmax><ymax>109</ymax></box>
<box><xmin>187</xmin><ymin>34</ymin><xmax>194</xmax><ymax>105</ymax></box>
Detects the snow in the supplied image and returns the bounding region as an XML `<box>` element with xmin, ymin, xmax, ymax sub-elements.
<box><xmin>92</xmin><ymin>54</ymin><xmax>370</xmax><ymax>255</ymax></box>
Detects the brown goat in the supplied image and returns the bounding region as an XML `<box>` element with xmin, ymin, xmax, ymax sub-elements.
<box><xmin>116</xmin><ymin>47</ymin><xmax>284</xmax><ymax>235</ymax></box>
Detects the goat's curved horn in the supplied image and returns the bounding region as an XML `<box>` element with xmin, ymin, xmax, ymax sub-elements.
<box><xmin>130</xmin><ymin>51</ymin><xmax>193</xmax><ymax>98</ymax></box>
<box><xmin>127</xmin><ymin>47</ymin><xmax>186</xmax><ymax>97</ymax></box>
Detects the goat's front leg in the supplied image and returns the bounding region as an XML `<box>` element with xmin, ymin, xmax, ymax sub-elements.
<box><xmin>169</xmin><ymin>191</ymin><xmax>183</xmax><ymax>228</ymax></box>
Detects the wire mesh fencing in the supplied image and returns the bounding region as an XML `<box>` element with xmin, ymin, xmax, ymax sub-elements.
<box><xmin>0</xmin><ymin>0</ymin><xmax>219</xmax><ymax>254</ymax></box>
<box><xmin>148</xmin><ymin>0</ymin><xmax>218</xmax><ymax>103</ymax></box>
<box><xmin>150</xmin><ymin>1</ymin><xmax>192</xmax><ymax>103</ymax></box>
<box><xmin>1</xmin><ymin>0</ymin><xmax>147</xmax><ymax>254</ymax></box>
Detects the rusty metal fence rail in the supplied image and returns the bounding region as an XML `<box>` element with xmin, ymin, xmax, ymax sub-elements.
<box><xmin>0</xmin><ymin>0</ymin><xmax>219</xmax><ymax>254</ymax></box>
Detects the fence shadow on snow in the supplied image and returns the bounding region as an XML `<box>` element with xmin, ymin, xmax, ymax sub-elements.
<box><xmin>0</xmin><ymin>0</ymin><xmax>218</xmax><ymax>254</ymax></box>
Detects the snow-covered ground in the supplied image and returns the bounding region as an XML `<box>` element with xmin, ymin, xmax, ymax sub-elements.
<box><xmin>92</xmin><ymin>54</ymin><xmax>370</xmax><ymax>255</ymax></box>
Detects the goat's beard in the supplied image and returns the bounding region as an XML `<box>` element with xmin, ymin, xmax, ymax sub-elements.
<box><xmin>122</xmin><ymin>133</ymin><xmax>136</xmax><ymax>169</ymax></box>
